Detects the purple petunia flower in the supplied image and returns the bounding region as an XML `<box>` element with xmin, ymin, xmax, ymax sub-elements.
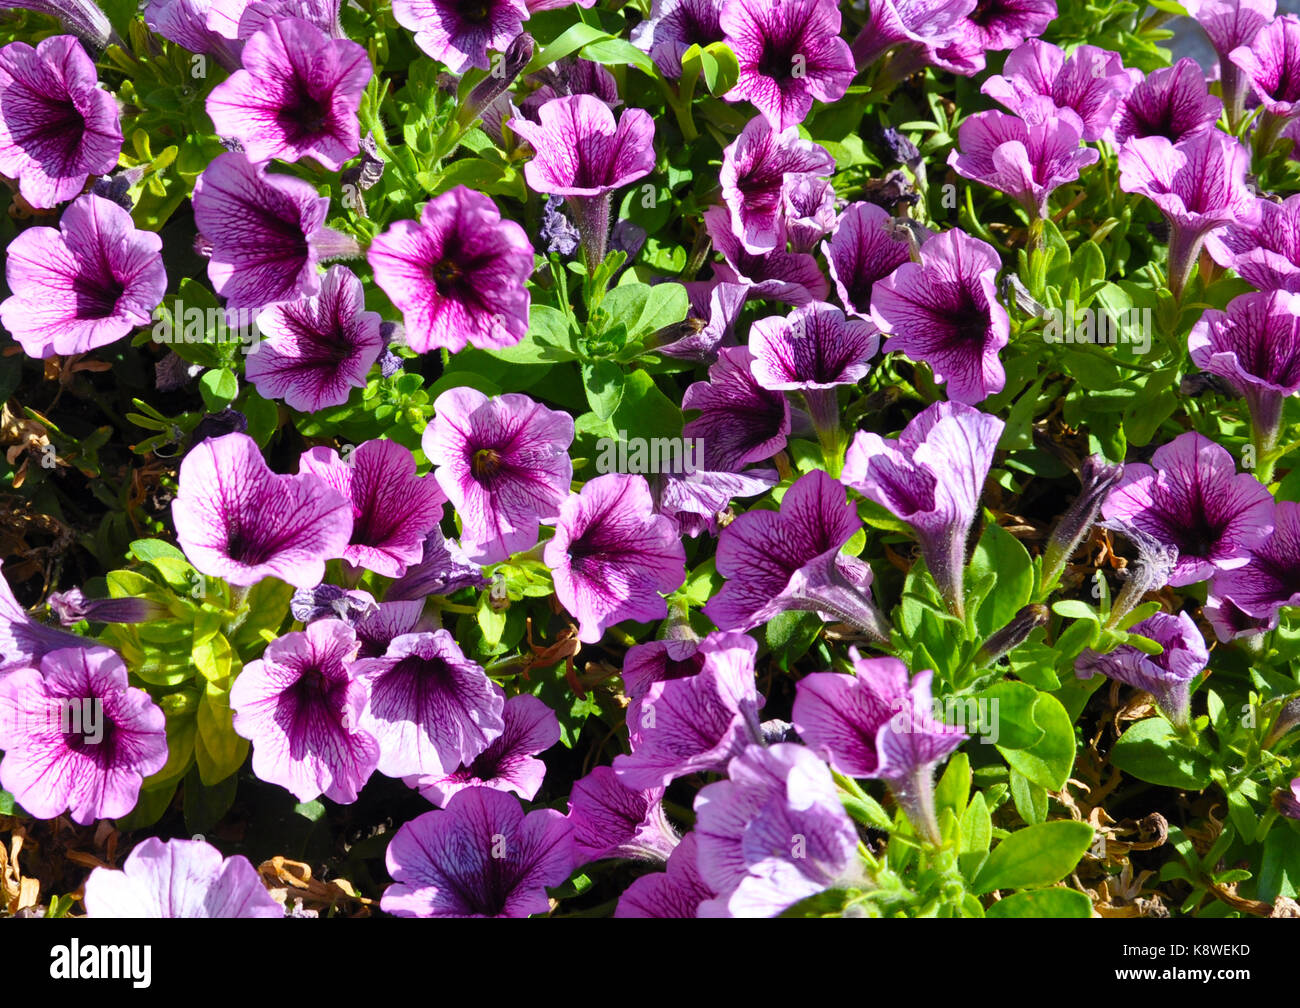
<box><xmin>382</xmin><ymin>787</ymin><xmax>576</xmax><ymax>918</ymax></box>
<box><xmin>615</xmin><ymin>832</ymin><xmax>715</xmax><ymax>917</ymax></box>
<box><xmin>207</xmin><ymin>0</ymin><xmax>344</xmax><ymax>39</ymax></box>
<box><xmin>352</xmin><ymin>629</ymin><xmax>504</xmax><ymax>780</ymax></box>
<box><xmin>1189</xmin><ymin>290</ymin><xmax>1300</xmax><ymax>454</ymax></box>
<box><xmin>613</xmin><ymin>631</ymin><xmax>763</xmax><ymax>790</ymax></box>
<box><xmin>682</xmin><ymin>345</ymin><xmax>793</xmax><ymax>472</ymax></box>
<box><xmin>413</xmin><ymin>694</ymin><xmax>559</xmax><ymax>807</ymax></box>
<box><xmin>920</xmin><ymin>0</ymin><xmax>1056</xmax><ymax>76</ymax></box>
<box><xmin>703</xmin><ymin>469</ymin><xmax>889</xmax><ymax>639</ymax></box>
<box><xmin>1117</xmin><ymin>129</ymin><xmax>1257</xmax><ymax>298</ymax></box>
<box><xmin>193</xmin><ymin>152</ymin><xmax>356</xmax><ymax>316</ymax></box>
<box><xmin>842</xmin><ymin>400</ymin><xmax>1004</xmax><ymax>617</ymax></box>
<box><xmin>230</xmin><ymin>619</ymin><xmax>378</xmax><ymax>803</ymax></box>
<box><xmin>1206</xmin><ymin>192</ymin><xmax>1300</xmax><ymax>292</ymax></box>
<box><xmin>352</xmin><ymin>600</ymin><xmax>427</xmax><ymax>658</ymax></box>
<box><xmin>870</xmin><ymin>227</ymin><xmax>1010</xmax><ymax>405</ymax></box>
<box><xmin>947</xmin><ymin>107</ymin><xmax>1098</xmax><ymax>219</ymax></box>
<box><xmin>144</xmin><ymin>0</ymin><xmax>243</xmax><ymax>71</ymax></box>
<box><xmin>290</xmin><ymin>584</ymin><xmax>378</xmax><ymax>627</ymax></box>
<box><xmin>622</xmin><ymin>635</ymin><xmax>707</xmax><ymax>704</ymax></box>
<box><xmin>823</xmin><ymin>201</ymin><xmax>913</xmax><ymax>320</ymax></box>
<box><xmin>1076</xmin><ymin>611</ymin><xmax>1208</xmax><ymax>731</ymax></box>
<box><xmin>543</xmin><ymin>474</ymin><xmax>686</xmax><ymax>644</ymax></box>
<box><xmin>1280</xmin><ymin>779</ymin><xmax>1300</xmax><ymax>820</ymax></box>
<box><xmin>1231</xmin><ymin>13</ymin><xmax>1300</xmax><ymax>150</ymax></box>
<box><xmin>245</xmin><ymin>265</ymin><xmax>383</xmax><ymax>413</ymax></box>
<box><xmin>298</xmin><ymin>439</ymin><xmax>446</xmax><ymax>579</ymax></box>
<box><xmin>656</xmin><ymin>278</ymin><xmax>748</xmax><ymax>362</ymax></box>
<box><xmin>694</xmin><ymin>742</ymin><xmax>859</xmax><ymax>917</ymax></box>
<box><xmin>0</xmin><ymin>193</ymin><xmax>166</xmax><ymax>359</ymax></box>
<box><xmin>385</xmin><ymin>531</ymin><xmax>489</xmax><ymax>602</ymax></box>
<box><xmin>1101</xmin><ymin>431</ymin><xmax>1274</xmax><ymax>587</ymax></box>
<box><xmin>631</xmin><ymin>0</ymin><xmax>725</xmax><ymax>78</ymax></box>
<box><xmin>981</xmin><ymin>38</ymin><xmax>1134</xmax><ymax>142</ymax></box>
<box><xmin>720</xmin><ymin>116</ymin><xmax>836</xmax><ymax>255</ymax></box>
<box><xmin>651</xmin><ymin>464</ymin><xmax>777</xmax><ymax>538</ymax></box>
<box><xmin>510</xmin><ymin>95</ymin><xmax>656</xmax><ymax>270</ymax></box>
<box><xmin>704</xmin><ymin>206</ymin><xmax>830</xmax><ymax>307</ymax></box>
<box><xmin>568</xmin><ymin>766</ymin><xmax>679</xmax><ymax>864</ymax></box>
<box><xmin>368</xmin><ymin>186</ymin><xmax>535</xmax><ymax>355</ymax></box>
<box><xmin>720</xmin><ymin>0</ymin><xmax>854</xmax><ymax>133</ymax></box>
<box><xmin>172</xmin><ymin>432</ymin><xmax>354</xmax><ymax>589</ymax></box>
<box><xmin>0</xmin><ymin>564</ymin><xmax>89</xmax><ymax>677</ymax></box>
<box><xmin>0</xmin><ymin>646</ymin><xmax>167</xmax><ymax>825</ymax></box>
<box><xmin>0</xmin><ymin>0</ymin><xmax>118</xmax><ymax>49</ymax></box>
<box><xmin>518</xmin><ymin>58</ymin><xmax>622</xmax><ymax>121</ymax></box>
<box><xmin>393</xmin><ymin>0</ymin><xmax>529</xmax><ymax>73</ymax></box>
<box><xmin>1113</xmin><ymin>58</ymin><xmax>1223</xmax><ymax>146</ymax></box>
<box><xmin>1203</xmin><ymin>592</ymin><xmax>1277</xmax><ymax>643</ymax></box>
<box><xmin>422</xmin><ymin>387</ymin><xmax>574</xmax><ymax>566</ymax></box>
<box><xmin>0</xmin><ymin>35</ymin><xmax>121</xmax><ymax>209</ymax></box>
<box><xmin>848</xmin><ymin>0</ymin><xmax>974</xmax><ymax>70</ymax></box>
<box><xmin>783</xmin><ymin>173</ymin><xmax>838</xmax><ymax>253</ymax></box>
<box><xmin>748</xmin><ymin>301</ymin><xmax>879</xmax><ymax>436</ymax></box>
<box><xmin>793</xmin><ymin>656</ymin><xmax>966</xmax><ymax>845</ymax></box>
<box><xmin>205</xmin><ymin>18</ymin><xmax>370</xmax><ymax>170</ymax></box>
<box><xmin>83</xmin><ymin>837</ymin><xmax>284</xmax><ymax>918</ymax></box>
<box><xmin>1208</xmin><ymin>501</ymin><xmax>1300</xmax><ymax>624</ymax></box>
<box><xmin>1185</xmin><ymin>0</ymin><xmax>1274</xmax><ymax>125</ymax></box>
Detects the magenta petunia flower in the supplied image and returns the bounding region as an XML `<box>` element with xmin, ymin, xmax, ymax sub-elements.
<box><xmin>823</xmin><ymin>201</ymin><xmax>913</xmax><ymax>320</ymax></box>
<box><xmin>245</xmin><ymin>265</ymin><xmax>383</xmax><ymax>413</ymax></box>
<box><xmin>615</xmin><ymin>832</ymin><xmax>715</xmax><ymax>917</ymax></box>
<box><xmin>651</xmin><ymin>465</ymin><xmax>777</xmax><ymax>538</ymax></box>
<box><xmin>143</xmin><ymin>0</ymin><xmax>243</xmax><ymax>71</ymax></box>
<box><xmin>0</xmin><ymin>35</ymin><xmax>121</xmax><ymax>209</ymax></box>
<box><xmin>393</xmin><ymin>0</ymin><xmax>529</xmax><ymax>73</ymax></box>
<box><xmin>694</xmin><ymin>742</ymin><xmax>859</xmax><ymax>917</ymax></box>
<box><xmin>720</xmin><ymin>0</ymin><xmax>854</xmax><ymax>133</ymax></box>
<box><xmin>422</xmin><ymin>387</ymin><xmax>574</xmax><ymax>566</ymax></box>
<box><xmin>0</xmin><ymin>562</ymin><xmax>90</xmax><ymax>677</ymax></box>
<box><xmin>1102</xmin><ymin>431</ymin><xmax>1275</xmax><ymax>587</ymax></box>
<box><xmin>792</xmin><ymin>657</ymin><xmax>965</xmax><ymax>846</ymax></box>
<box><xmin>1113</xmin><ymin>58</ymin><xmax>1223</xmax><ymax>146</ymax></box>
<box><xmin>870</xmin><ymin>227</ymin><xmax>1010</xmax><ymax>405</ymax></box>
<box><xmin>352</xmin><ymin>600</ymin><xmax>426</xmax><ymax>658</ymax></box>
<box><xmin>981</xmin><ymin>38</ymin><xmax>1134</xmax><ymax>142</ymax></box>
<box><xmin>230</xmin><ymin>618</ymin><xmax>377</xmax><ymax>803</ymax></box>
<box><xmin>367</xmin><ymin>186</ymin><xmax>535</xmax><ymax>355</ymax></box>
<box><xmin>385</xmin><ymin>532</ymin><xmax>489</xmax><ymax>602</ymax></box>
<box><xmin>1117</xmin><ymin>129</ymin><xmax>1257</xmax><ymax>298</ymax></box>
<box><xmin>704</xmin><ymin>206</ymin><xmax>830</xmax><ymax>307</ymax></box>
<box><xmin>568</xmin><ymin>766</ymin><xmax>679</xmax><ymax>864</ymax></box>
<box><xmin>298</xmin><ymin>439</ymin><xmax>446</xmax><ymax>579</ymax></box>
<box><xmin>703</xmin><ymin>469</ymin><xmax>887</xmax><ymax>637</ymax></box>
<box><xmin>920</xmin><ymin>0</ymin><xmax>1056</xmax><ymax>76</ymax></box>
<box><xmin>172</xmin><ymin>431</ymin><xmax>354</xmax><ymax>589</ymax></box>
<box><xmin>842</xmin><ymin>401</ymin><xmax>1004</xmax><ymax>617</ymax></box>
<box><xmin>413</xmin><ymin>694</ymin><xmax>558</xmax><ymax>807</ymax></box>
<box><xmin>352</xmin><ymin>629</ymin><xmax>504</xmax><ymax>779</ymax></box>
<box><xmin>1231</xmin><ymin>14</ymin><xmax>1300</xmax><ymax>128</ymax></box>
<box><xmin>0</xmin><ymin>646</ymin><xmax>167</xmax><ymax>825</ymax></box>
<box><xmin>1280</xmin><ymin>779</ymin><xmax>1300</xmax><ymax>820</ymax></box>
<box><xmin>613</xmin><ymin>631</ymin><xmax>763</xmax><ymax>790</ymax></box>
<box><xmin>518</xmin><ymin>58</ymin><xmax>621</xmax><ymax>121</ymax></box>
<box><xmin>631</xmin><ymin>0</ymin><xmax>725</xmax><ymax>78</ymax></box>
<box><xmin>510</xmin><ymin>95</ymin><xmax>655</xmax><ymax>270</ymax></box>
<box><xmin>1185</xmin><ymin>0</ymin><xmax>1274</xmax><ymax>124</ymax></box>
<box><xmin>205</xmin><ymin>17</ymin><xmax>371</xmax><ymax>170</ymax></box>
<box><xmin>382</xmin><ymin>787</ymin><xmax>576</xmax><ymax>918</ymax></box>
<box><xmin>783</xmin><ymin>173</ymin><xmax>837</xmax><ymax>253</ymax></box>
<box><xmin>0</xmin><ymin>193</ymin><xmax>166</xmax><ymax>359</ymax></box>
<box><xmin>848</xmin><ymin>0</ymin><xmax>974</xmax><ymax>69</ymax></box>
<box><xmin>1189</xmin><ymin>290</ymin><xmax>1300</xmax><ymax>453</ymax></box>
<box><xmin>656</xmin><ymin>277</ymin><xmax>748</xmax><ymax>361</ymax></box>
<box><xmin>1206</xmin><ymin>192</ymin><xmax>1300</xmax><ymax>291</ymax></box>
<box><xmin>543</xmin><ymin>474</ymin><xmax>686</xmax><ymax>644</ymax></box>
<box><xmin>1076</xmin><ymin>611</ymin><xmax>1208</xmax><ymax>731</ymax></box>
<box><xmin>682</xmin><ymin>345</ymin><xmax>792</xmax><ymax>472</ymax></box>
<box><xmin>621</xmin><ymin>636</ymin><xmax>708</xmax><ymax>706</ymax></box>
<box><xmin>0</xmin><ymin>0</ymin><xmax>118</xmax><ymax>49</ymax></box>
<box><xmin>83</xmin><ymin>837</ymin><xmax>284</xmax><ymax>918</ymax></box>
<box><xmin>1208</xmin><ymin>501</ymin><xmax>1300</xmax><ymax>623</ymax></box>
<box><xmin>193</xmin><ymin>152</ymin><xmax>354</xmax><ymax>315</ymax></box>
<box><xmin>947</xmin><ymin>107</ymin><xmax>1098</xmax><ymax>219</ymax></box>
<box><xmin>207</xmin><ymin>0</ymin><xmax>344</xmax><ymax>39</ymax></box>
<box><xmin>720</xmin><ymin>116</ymin><xmax>836</xmax><ymax>255</ymax></box>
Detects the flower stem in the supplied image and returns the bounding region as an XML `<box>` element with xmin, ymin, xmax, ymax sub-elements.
<box><xmin>889</xmin><ymin>763</ymin><xmax>943</xmax><ymax>849</ymax></box>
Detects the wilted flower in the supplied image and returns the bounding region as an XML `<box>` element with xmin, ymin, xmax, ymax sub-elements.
<box><xmin>0</xmin><ymin>0</ymin><xmax>118</xmax><ymax>49</ymax></box>
<box><xmin>83</xmin><ymin>838</ymin><xmax>284</xmax><ymax>918</ymax></box>
<box><xmin>0</xmin><ymin>646</ymin><xmax>167</xmax><ymax>824</ymax></box>
<box><xmin>422</xmin><ymin>387</ymin><xmax>575</xmax><ymax>565</ymax></box>
<box><xmin>46</xmin><ymin>588</ymin><xmax>167</xmax><ymax>626</ymax></box>
<box><xmin>368</xmin><ymin>185</ymin><xmax>535</xmax><ymax>354</ymax></box>
<box><xmin>385</xmin><ymin>531</ymin><xmax>489</xmax><ymax>602</ymax></box>
<box><xmin>0</xmin><ymin>194</ymin><xmax>166</xmax><ymax>359</ymax></box>
<box><xmin>1076</xmin><ymin>611</ymin><xmax>1208</xmax><ymax>731</ymax></box>
<box><xmin>289</xmin><ymin>584</ymin><xmax>378</xmax><ymax>626</ymax></box>
<box><xmin>544</xmin><ymin>474</ymin><xmax>686</xmax><ymax>643</ymax></box>
<box><xmin>1041</xmin><ymin>455</ymin><xmax>1126</xmax><ymax>590</ymax></box>
<box><xmin>172</xmin><ymin>432</ymin><xmax>354</xmax><ymax>589</ymax></box>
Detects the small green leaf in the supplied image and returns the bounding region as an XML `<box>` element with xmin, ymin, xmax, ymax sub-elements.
<box><xmin>971</xmin><ymin>821</ymin><xmax>1094</xmax><ymax>894</ymax></box>
<box><xmin>999</xmin><ymin>691</ymin><xmax>1076</xmax><ymax>791</ymax></box>
<box><xmin>199</xmin><ymin>368</ymin><xmax>239</xmax><ymax>411</ymax></box>
<box><xmin>582</xmin><ymin>359</ymin><xmax>625</xmax><ymax>420</ymax></box>
<box><xmin>985</xmin><ymin>888</ymin><xmax>1092</xmax><ymax>918</ymax></box>
<box><xmin>1110</xmin><ymin>718</ymin><xmax>1213</xmax><ymax>789</ymax></box>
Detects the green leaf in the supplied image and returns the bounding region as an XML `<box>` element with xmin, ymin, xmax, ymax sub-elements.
<box><xmin>199</xmin><ymin>368</ymin><xmax>239</xmax><ymax>411</ymax></box>
<box><xmin>998</xmin><ymin>691</ymin><xmax>1075</xmax><ymax>791</ymax></box>
<box><xmin>0</xmin><ymin>787</ymin><xmax>13</xmax><ymax>815</ymax></box>
<box><xmin>975</xmin><ymin>681</ymin><xmax>1044</xmax><ymax>750</ymax></box>
<box><xmin>583</xmin><ymin>359</ymin><xmax>625</xmax><ymax>420</ymax></box>
<box><xmin>971</xmin><ymin>821</ymin><xmax>1094</xmax><ymax>894</ymax></box>
<box><xmin>525</xmin><ymin>23</ymin><xmax>611</xmax><ymax>73</ymax></box>
<box><xmin>1009</xmin><ymin>767</ymin><xmax>1047</xmax><ymax>825</ymax></box>
<box><xmin>485</xmin><ymin>305</ymin><xmax>580</xmax><ymax>363</ymax></box>
<box><xmin>935</xmin><ymin>752</ymin><xmax>971</xmax><ymax>817</ymax></box>
<box><xmin>985</xmin><ymin>888</ymin><xmax>1092</xmax><ymax>918</ymax></box>
<box><xmin>609</xmin><ymin>370</ymin><xmax>684</xmax><ymax>443</ymax></box>
<box><xmin>959</xmin><ymin>792</ymin><xmax>992</xmax><ymax>878</ymax></box>
<box><xmin>1110</xmin><ymin>718</ymin><xmax>1213</xmax><ymax>788</ymax></box>
<box><xmin>968</xmin><ymin>523</ymin><xmax>1034</xmax><ymax>638</ymax></box>
<box><xmin>1051</xmin><ymin>599</ymin><xmax>1099</xmax><ymax>621</ymax></box>
<box><xmin>581</xmin><ymin>38</ymin><xmax>655</xmax><ymax>74</ymax></box>
<box><xmin>476</xmin><ymin>590</ymin><xmax>507</xmax><ymax>647</ymax></box>
<box><xmin>701</xmin><ymin>41</ymin><xmax>740</xmax><ymax>95</ymax></box>
<box><xmin>195</xmin><ymin>680</ymin><xmax>247</xmax><ymax>785</ymax></box>
<box><xmin>602</xmin><ymin>283</ymin><xmax>689</xmax><ymax>347</ymax></box>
